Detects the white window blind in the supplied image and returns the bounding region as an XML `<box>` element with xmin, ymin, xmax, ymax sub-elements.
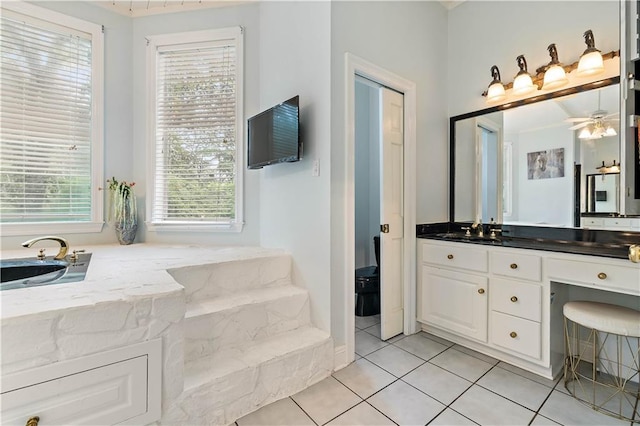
<box><xmin>150</xmin><ymin>30</ymin><xmax>243</xmax><ymax>228</ymax></box>
<box><xmin>0</xmin><ymin>8</ymin><xmax>97</xmax><ymax>225</ymax></box>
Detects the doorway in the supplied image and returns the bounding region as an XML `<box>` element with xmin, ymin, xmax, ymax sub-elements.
<box><xmin>344</xmin><ymin>53</ymin><xmax>417</xmax><ymax>365</ymax></box>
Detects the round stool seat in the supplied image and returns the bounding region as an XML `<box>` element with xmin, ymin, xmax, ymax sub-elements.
<box><xmin>563</xmin><ymin>301</ymin><xmax>640</xmax><ymax>337</ymax></box>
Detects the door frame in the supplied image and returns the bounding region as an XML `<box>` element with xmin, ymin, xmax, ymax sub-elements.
<box><xmin>344</xmin><ymin>53</ymin><xmax>417</xmax><ymax>362</ymax></box>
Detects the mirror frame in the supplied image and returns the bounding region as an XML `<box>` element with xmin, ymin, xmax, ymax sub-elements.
<box><xmin>448</xmin><ymin>75</ymin><xmax>621</xmax><ymax>223</ymax></box>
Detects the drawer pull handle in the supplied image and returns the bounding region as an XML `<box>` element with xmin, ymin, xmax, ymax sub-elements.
<box><xmin>510</xmin><ymin>296</ymin><xmax>518</xmax><ymax>302</ymax></box>
<box><xmin>26</xmin><ymin>417</ymin><xmax>39</xmax><ymax>426</ymax></box>
<box><xmin>597</xmin><ymin>272</ymin><xmax>607</xmax><ymax>280</ymax></box>
<box><xmin>447</xmin><ymin>254</ymin><xmax>454</xmax><ymax>260</ymax></box>
<box><xmin>477</xmin><ymin>288</ymin><xmax>485</xmax><ymax>294</ymax></box>
<box><xmin>510</xmin><ymin>331</ymin><xmax>517</xmax><ymax>338</ymax></box>
<box><xmin>510</xmin><ymin>263</ymin><xmax>518</xmax><ymax>269</ymax></box>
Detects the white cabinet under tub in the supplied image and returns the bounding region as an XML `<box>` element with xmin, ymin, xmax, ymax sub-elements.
<box><xmin>0</xmin><ymin>340</ymin><xmax>161</xmax><ymax>426</ymax></box>
<box><xmin>417</xmin><ymin>239</ymin><xmax>640</xmax><ymax>379</ymax></box>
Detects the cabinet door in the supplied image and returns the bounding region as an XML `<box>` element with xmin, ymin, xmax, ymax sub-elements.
<box><xmin>1</xmin><ymin>356</ymin><xmax>147</xmax><ymax>425</ymax></box>
<box><xmin>419</xmin><ymin>266</ymin><xmax>488</xmax><ymax>342</ymax></box>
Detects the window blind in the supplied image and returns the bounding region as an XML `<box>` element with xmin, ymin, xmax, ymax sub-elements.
<box><xmin>153</xmin><ymin>42</ymin><xmax>237</xmax><ymax>223</ymax></box>
<box><xmin>0</xmin><ymin>12</ymin><xmax>93</xmax><ymax>223</ymax></box>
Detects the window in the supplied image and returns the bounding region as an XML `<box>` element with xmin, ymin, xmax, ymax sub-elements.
<box><xmin>147</xmin><ymin>27</ymin><xmax>244</xmax><ymax>232</ymax></box>
<box><xmin>0</xmin><ymin>3</ymin><xmax>103</xmax><ymax>236</ymax></box>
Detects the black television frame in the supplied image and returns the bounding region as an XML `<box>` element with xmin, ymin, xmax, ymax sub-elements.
<box><xmin>247</xmin><ymin>95</ymin><xmax>301</xmax><ymax>169</ymax></box>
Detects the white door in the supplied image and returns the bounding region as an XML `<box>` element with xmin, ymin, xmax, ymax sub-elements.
<box><xmin>379</xmin><ymin>87</ymin><xmax>404</xmax><ymax>340</ymax></box>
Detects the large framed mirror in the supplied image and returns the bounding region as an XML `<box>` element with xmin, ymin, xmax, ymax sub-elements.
<box><xmin>450</xmin><ymin>77</ymin><xmax>621</xmax><ymax>228</ymax></box>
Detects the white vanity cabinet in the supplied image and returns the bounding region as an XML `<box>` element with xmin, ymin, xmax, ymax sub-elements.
<box><xmin>0</xmin><ymin>339</ymin><xmax>161</xmax><ymax>426</ymax></box>
<box><xmin>488</xmin><ymin>252</ymin><xmax>543</xmax><ymax>361</ymax></box>
<box><xmin>418</xmin><ymin>238</ymin><xmax>640</xmax><ymax>379</ymax></box>
<box><xmin>418</xmin><ymin>242</ymin><xmax>489</xmax><ymax>342</ymax></box>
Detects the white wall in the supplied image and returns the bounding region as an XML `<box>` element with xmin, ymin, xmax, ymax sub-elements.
<box><xmin>257</xmin><ymin>1</ymin><xmax>332</xmax><ymax>333</ymax></box>
<box><xmin>354</xmin><ymin>81</ymin><xmax>381</xmax><ymax>269</ymax></box>
<box><xmin>447</xmin><ymin>1</ymin><xmax>619</xmax><ymax>116</ymax></box>
<box><xmin>330</xmin><ymin>1</ymin><xmax>449</xmax><ymax>347</ymax></box>
<box><xmin>515</xmin><ymin>126</ymin><xmax>574</xmax><ymax>226</ymax></box>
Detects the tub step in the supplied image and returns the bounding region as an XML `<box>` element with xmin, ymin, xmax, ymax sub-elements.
<box><xmin>184</xmin><ymin>285</ymin><xmax>311</xmax><ymax>362</ymax></box>
<box><xmin>166</xmin><ymin>327</ymin><xmax>333</xmax><ymax>426</ymax></box>
<box><xmin>168</xmin><ymin>250</ymin><xmax>292</xmax><ymax>302</ymax></box>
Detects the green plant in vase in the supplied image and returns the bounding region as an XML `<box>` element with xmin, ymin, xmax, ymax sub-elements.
<box><xmin>107</xmin><ymin>177</ymin><xmax>138</xmax><ymax>245</ymax></box>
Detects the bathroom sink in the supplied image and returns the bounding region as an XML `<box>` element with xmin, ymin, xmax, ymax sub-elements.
<box><xmin>1</xmin><ymin>258</ymin><xmax>68</xmax><ymax>283</ymax></box>
<box><xmin>1</xmin><ymin>253</ymin><xmax>92</xmax><ymax>291</ymax></box>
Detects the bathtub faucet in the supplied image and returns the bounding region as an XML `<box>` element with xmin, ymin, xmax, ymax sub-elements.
<box><xmin>22</xmin><ymin>236</ymin><xmax>69</xmax><ymax>260</ymax></box>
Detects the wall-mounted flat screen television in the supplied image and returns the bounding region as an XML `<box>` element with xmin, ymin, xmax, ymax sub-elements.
<box><xmin>247</xmin><ymin>95</ymin><xmax>301</xmax><ymax>169</ymax></box>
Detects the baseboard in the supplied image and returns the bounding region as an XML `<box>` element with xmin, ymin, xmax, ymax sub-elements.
<box><xmin>333</xmin><ymin>344</ymin><xmax>349</xmax><ymax>371</ymax></box>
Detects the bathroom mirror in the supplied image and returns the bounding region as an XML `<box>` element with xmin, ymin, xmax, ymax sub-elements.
<box><xmin>585</xmin><ymin>173</ymin><xmax>620</xmax><ymax>213</ymax></box>
<box><xmin>450</xmin><ymin>79</ymin><xmax>620</xmax><ymax>228</ymax></box>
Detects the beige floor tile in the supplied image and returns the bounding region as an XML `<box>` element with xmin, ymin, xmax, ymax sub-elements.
<box><xmin>326</xmin><ymin>402</ymin><xmax>394</xmax><ymax>426</ymax></box>
<box><xmin>392</xmin><ymin>333</ymin><xmax>448</xmax><ymax>361</ymax></box>
<box><xmin>477</xmin><ymin>366</ymin><xmax>554</xmax><ymax>411</ymax></box>
<box><xmin>355</xmin><ymin>330</ymin><xmax>388</xmax><ymax>356</ymax></box>
<box><xmin>333</xmin><ymin>358</ymin><xmax>396</xmax><ymax>399</ymax></box>
<box><xmin>403</xmin><ymin>362</ymin><xmax>472</xmax><ymax>405</ymax></box>
<box><xmin>291</xmin><ymin>376</ymin><xmax>361</xmax><ymax>425</ymax></box>
<box><xmin>367</xmin><ymin>380</ymin><xmax>445</xmax><ymax>425</ymax></box>
<box><xmin>237</xmin><ymin>397</ymin><xmax>314</xmax><ymax>426</ymax></box>
<box><xmin>452</xmin><ymin>344</ymin><xmax>499</xmax><ymax>365</ymax></box>
<box><xmin>451</xmin><ymin>385</ymin><xmax>536</xmax><ymax>425</ymax></box>
<box><xmin>429</xmin><ymin>348</ymin><xmax>494</xmax><ymax>382</ymax></box>
<box><xmin>429</xmin><ymin>408</ymin><xmax>478</xmax><ymax>425</ymax></box>
<box><xmin>539</xmin><ymin>389</ymin><xmax>633</xmax><ymax>425</ymax></box>
<box><xmin>365</xmin><ymin>344</ymin><xmax>424</xmax><ymax>377</ymax></box>
<box><xmin>363</xmin><ymin>324</ymin><xmax>381</xmax><ymax>339</ymax></box>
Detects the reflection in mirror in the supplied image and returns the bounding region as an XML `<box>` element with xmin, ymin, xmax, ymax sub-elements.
<box><xmin>452</xmin><ymin>81</ymin><xmax>620</xmax><ymax>228</ymax></box>
<box><xmin>585</xmin><ymin>173</ymin><xmax>619</xmax><ymax>213</ymax></box>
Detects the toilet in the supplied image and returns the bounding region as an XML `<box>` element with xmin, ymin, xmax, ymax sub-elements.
<box><xmin>355</xmin><ymin>236</ymin><xmax>380</xmax><ymax>317</ymax></box>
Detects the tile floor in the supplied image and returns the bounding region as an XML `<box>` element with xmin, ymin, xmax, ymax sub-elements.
<box><xmin>236</xmin><ymin>315</ymin><xmax>635</xmax><ymax>426</ymax></box>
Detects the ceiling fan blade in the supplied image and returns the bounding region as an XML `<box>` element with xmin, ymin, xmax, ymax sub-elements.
<box><xmin>569</xmin><ymin>122</ymin><xmax>590</xmax><ymax>130</ymax></box>
<box><xmin>604</xmin><ymin>112</ymin><xmax>619</xmax><ymax>119</ymax></box>
<box><xmin>564</xmin><ymin>117</ymin><xmax>590</xmax><ymax>122</ymax></box>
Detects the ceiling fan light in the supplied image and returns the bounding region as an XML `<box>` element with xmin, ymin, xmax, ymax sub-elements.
<box><xmin>542</xmin><ymin>65</ymin><xmax>568</xmax><ymax>90</ymax></box>
<box><xmin>605</xmin><ymin>125</ymin><xmax>617</xmax><ymax>136</ymax></box>
<box><xmin>578</xmin><ymin>127</ymin><xmax>592</xmax><ymax>139</ymax></box>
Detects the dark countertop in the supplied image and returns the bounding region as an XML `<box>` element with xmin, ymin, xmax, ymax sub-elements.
<box><xmin>417</xmin><ymin>222</ymin><xmax>640</xmax><ymax>260</ymax></box>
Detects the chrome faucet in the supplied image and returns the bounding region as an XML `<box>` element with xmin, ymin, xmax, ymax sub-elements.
<box><xmin>471</xmin><ymin>221</ymin><xmax>484</xmax><ymax>237</ymax></box>
<box><xmin>22</xmin><ymin>236</ymin><xmax>69</xmax><ymax>260</ymax></box>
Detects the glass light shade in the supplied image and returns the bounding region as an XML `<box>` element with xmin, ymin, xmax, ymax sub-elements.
<box><xmin>542</xmin><ymin>65</ymin><xmax>568</xmax><ymax>90</ymax></box>
<box><xmin>486</xmin><ymin>82</ymin><xmax>506</xmax><ymax>103</ymax></box>
<box><xmin>513</xmin><ymin>73</ymin><xmax>535</xmax><ymax>95</ymax></box>
<box><xmin>604</xmin><ymin>125</ymin><xmax>617</xmax><ymax>136</ymax></box>
<box><xmin>577</xmin><ymin>51</ymin><xmax>604</xmax><ymax>76</ymax></box>
<box><xmin>578</xmin><ymin>127</ymin><xmax>592</xmax><ymax>139</ymax></box>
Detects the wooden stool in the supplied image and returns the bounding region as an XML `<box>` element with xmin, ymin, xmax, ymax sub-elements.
<box><xmin>563</xmin><ymin>301</ymin><xmax>640</xmax><ymax>423</ymax></box>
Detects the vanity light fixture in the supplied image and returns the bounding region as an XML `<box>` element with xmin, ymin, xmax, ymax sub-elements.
<box><xmin>512</xmin><ymin>55</ymin><xmax>536</xmax><ymax>95</ymax></box>
<box><xmin>577</xmin><ymin>30</ymin><xmax>605</xmax><ymax>77</ymax></box>
<box><xmin>542</xmin><ymin>44</ymin><xmax>569</xmax><ymax>90</ymax></box>
<box><xmin>486</xmin><ymin>65</ymin><xmax>506</xmax><ymax>103</ymax></box>
<box><xmin>596</xmin><ymin>160</ymin><xmax>621</xmax><ymax>174</ymax></box>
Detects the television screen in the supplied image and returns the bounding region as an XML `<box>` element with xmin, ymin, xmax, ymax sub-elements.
<box><xmin>247</xmin><ymin>96</ymin><xmax>300</xmax><ymax>169</ymax></box>
<box><xmin>595</xmin><ymin>190</ymin><xmax>607</xmax><ymax>202</ymax></box>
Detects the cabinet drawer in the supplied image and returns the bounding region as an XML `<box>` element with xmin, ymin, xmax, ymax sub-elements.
<box><xmin>582</xmin><ymin>218</ymin><xmax>604</xmax><ymax>228</ymax></box>
<box><xmin>547</xmin><ymin>258</ymin><xmax>640</xmax><ymax>296</ymax></box>
<box><xmin>490</xmin><ymin>277</ymin><xmax>541</xmax><ymax>322</ymax></box>
<box><xmin>422</xmin><ymin>242</ymin><xmax>488</xmax><ymax>273</ymax></box>
<box><xmin>491</xmin><ymin>311</ymin><xmax>541</xmax><ymax>360</ymax></box>
<box><xmin>491</xmin><ymin>251</ymin><xmax>541</xmax><ymax>282</ymax></box>
<box><xmin>1</xmin><ymin>355</ymin><xmax>147</xmax><ymax>426</ymax></box>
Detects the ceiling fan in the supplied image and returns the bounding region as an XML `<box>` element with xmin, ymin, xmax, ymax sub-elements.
<box><xmin>565</xmin><ymin>91</ymin><xmax>619</xmax><ymax>139</ymax></box>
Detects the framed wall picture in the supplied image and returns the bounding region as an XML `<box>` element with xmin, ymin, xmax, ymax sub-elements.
<box><xmin>527</xmin><ymin>148</ymin><xmax>565</xmax><ymax>180</ymax></box>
